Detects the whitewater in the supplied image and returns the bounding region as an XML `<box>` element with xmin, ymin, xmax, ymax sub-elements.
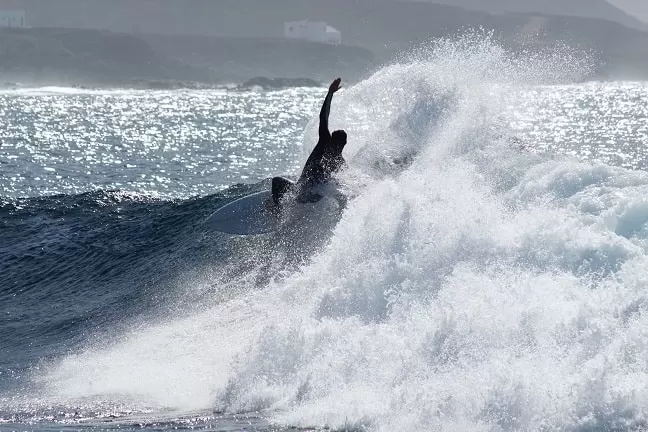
<box><xmin>2</xmin><ymin>36</ymin><xmax>648</xmax><ymax>431</ymax></box>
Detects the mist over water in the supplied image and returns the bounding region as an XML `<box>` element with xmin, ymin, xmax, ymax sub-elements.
<box><xmin>5</xmin><ymin>36</ymin><xmax>648</xmax><ymax>431</ymax></box>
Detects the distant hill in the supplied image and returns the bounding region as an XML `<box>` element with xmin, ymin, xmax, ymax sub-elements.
<box><xmin>5</xmin><ymin>0</ymin><xmax>648</xmax><ymax>36</ymax></box>
<box><xmin>5</xmin><ymin>0</ymin><xmax>648</xmax><ymax>55</ymax></box>
<box><xmin>0</xmin><ymin>27</ymin><xmax>174</xmax><ymax>86</ymax></box>
<box><xmin>141</xmin><ymin>34</ymin><xmax>375</xmax><ymax>83</ymax></box>
<box><xmin>0</xmin><ymin>28</ymin><xmax>376</xmax><ymax>87</ymax></box>
<box><xmin>3</xmin><ymin>0</ymin><xmax>648</xmax><ymax>86</ymax></box>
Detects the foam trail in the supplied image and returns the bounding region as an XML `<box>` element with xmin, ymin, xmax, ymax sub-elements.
<box><xmin>38</xmin><ymin>35</ymin><xmax>648</xmax><ymax>431</ymax></box>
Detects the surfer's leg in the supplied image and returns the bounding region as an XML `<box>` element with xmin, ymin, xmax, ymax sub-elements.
<box><xmin>272</xmin><ymin>177</ymin><xmax>295</xmax><ymax>205</ymax></box>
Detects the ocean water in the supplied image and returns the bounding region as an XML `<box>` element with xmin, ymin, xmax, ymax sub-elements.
<box><xmin>2</xmin><ymin>37</ymin><xmax>648</xmax><ymax>431</ymax></box>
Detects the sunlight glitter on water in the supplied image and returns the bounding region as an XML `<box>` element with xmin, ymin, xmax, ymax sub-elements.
<box><xmin>510</xmin><ymin>81</ymin><xmax>648</xmax><ymax>169</ymax></box>
<box><xmin>0</xmin><ymin>89</ymin><xmax>321</xmax><ymax>199</ymax></box>
<box><xmin>1</xmin><ymin>83</ymin><xmax>648</xmax><ymax>200</ymax></box>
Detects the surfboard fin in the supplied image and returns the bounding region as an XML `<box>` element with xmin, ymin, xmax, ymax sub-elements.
<box><xmin>271</xmin><ymin>177</ymin><xmax>295</xmax><ymax>205</ymax></box>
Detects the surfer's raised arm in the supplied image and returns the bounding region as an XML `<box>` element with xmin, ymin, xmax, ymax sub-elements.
<box><xmin>319</xmin><ymin>78</ymin><xmax>342</xmax><ymax>140</ymax></box>
<box><xmin>283</xmin><ymin>77</ymin><xmax>347</xmax><ymax>201</ymax></box>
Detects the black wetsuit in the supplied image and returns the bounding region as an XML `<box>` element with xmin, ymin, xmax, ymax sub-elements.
<box><xmin>298</xmin><ymin>91</ymin><xmax>345</xmax><ymax>188</ymax></box>
<box><xmin>272</xmin><ymin>89</ymin><xmax>345</xmax><ymax>204</ymax></box>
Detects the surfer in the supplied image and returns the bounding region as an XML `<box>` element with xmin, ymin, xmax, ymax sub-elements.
<box><xmin>272</xmin><ymin>77</ymin><xmax>347</xmax><ymax>205</ymax></box>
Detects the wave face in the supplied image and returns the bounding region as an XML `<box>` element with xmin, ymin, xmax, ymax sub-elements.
<box><xmin>4</xmin><ymin>35</ymin><xmax>648</xmax><ymax>431</ymax></box>
<box><xmin>0</xmin><ymin>183</ymin><xmax>267</xmax><ymax>390</ymax></box>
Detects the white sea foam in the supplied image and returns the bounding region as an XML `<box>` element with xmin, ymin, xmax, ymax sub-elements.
<box><xmin>40</xmin><ymin>35</ymin><xmax>648</xmax><ymax>431</ymax></box>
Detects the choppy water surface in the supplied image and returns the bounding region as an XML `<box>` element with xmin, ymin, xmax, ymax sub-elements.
<box><xmin>512</xmin><ymin>81</ymin><xmax>648</xmax><ymax>170</ymax></box>
<box><xmin>1</xmin><ymin>83</ymin><xmax>648</xmax><ymax>200</ymax></box>
<box><xmin>0</xmin><ymin>88</ymin><xmax>320</xmax><ymax>199</ymax></box>
<box><xmin>3</xmin><ymin>38</ymin><xmax>648</xmax><ymax>432</ymax></box>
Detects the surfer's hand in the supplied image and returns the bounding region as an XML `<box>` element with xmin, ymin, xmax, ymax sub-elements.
<box><xmin>329</xmin><ymin>78</ymin><xmax>342</xmax><ymax>93</ymax></box>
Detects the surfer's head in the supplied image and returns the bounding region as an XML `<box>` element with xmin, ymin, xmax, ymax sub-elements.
<box><xmin>332</xmin><ymin>129</ymin><xmax>347</xmax><ymax>149</ymax></box>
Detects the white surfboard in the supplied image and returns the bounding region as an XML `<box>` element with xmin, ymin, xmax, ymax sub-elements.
<box><xmin>204</xmin><ymin>191</ymin><xmax>280</xmax><ymax>235</ymax></box>
<box><xmin>206</xmin><ymin>181</ymin><xmax>347</xmax><ymax>236</ymax></box>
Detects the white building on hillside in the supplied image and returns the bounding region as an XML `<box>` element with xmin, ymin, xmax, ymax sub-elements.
<box><xmin>284</xmin><ymin>20</ymin><xmax>341</xmax><ymax>45</ymax></box>
<box><xmin>0</xmin><ymin>10</ymin><xmax>26</xmax><ymax>28</ymax></box>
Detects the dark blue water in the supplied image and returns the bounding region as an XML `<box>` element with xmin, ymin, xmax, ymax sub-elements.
<box><xmin>0</xmin><ymin>183</ymin><xmax>262</xmax><ymax>395</ymax></box>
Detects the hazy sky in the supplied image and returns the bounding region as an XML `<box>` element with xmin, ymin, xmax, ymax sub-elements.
<box><xmin>610</xmin><ymin>0</ymin><xmax>648</xmax><ymax>22</ymax></box>
<box><xmin>417</xmin><ymin>0</ymin><xmax>648</xmax><ymax>26</ymax></box>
